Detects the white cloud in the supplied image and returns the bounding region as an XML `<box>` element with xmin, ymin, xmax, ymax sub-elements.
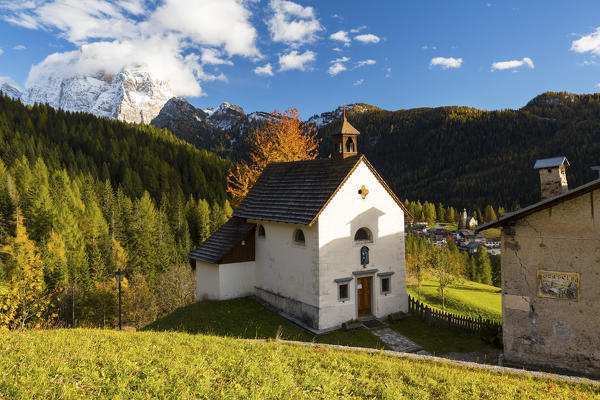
<box><xmin>350</xmin><ymin>26</ymin><xmax>366</xmax><ymax>33</ymax></box>
<box><xmin>353</xmin><ymin>78</ymin><xmax>364</xmax><ymax>86</ymax></box>
<box><xmin>0</xmin><ymin>48</ymin><xmax>3</xmax><ymax>56</ymax></box>
<box><xmin>328</xmin><ymin>56</ymin><xmax>349</xmax><ymax>76</ymax></box>
<box><xmin>12</xmin><ymin>45</ymin><xmax>26</xmax><ymax>50</ymax></box>
<box><xmin>354</xmin><ymin>33</ymin><xmax>380</xmax><ymax>44</ymax></box>
<box><xmin>201</xmin><ymin>48</ymin><xmax>233</xmax><ymax>66</ymax></box>
<box><xmin>330</xmin><ymin>30</ymin><xmax>350</xmax><ymax>46</ymax></box>
<box><xmin>491</xmin><ymin>57</ymin><xmax>534</xmax><ymax>71</ymax></box>
<box><xmin>355</xmin><ymin>59</ymin><xmax>375</xmax><ymax>68</ymax></box>
<box><xmin>1</xmin><ymin>0</ymin><xmax>260</xmax><ymax>97</ymax></box>
<box><xmin>595</xmin><ymin>82</ymin><xmax>600</xmax><ymax>88</ymax></box>
<box><xmin>332</xmin><ymin>47</ymin><xmax>342</xmax><ymax>52</ymax></box>
<box><xmin>430</xmin><ymin>56</ymin><xmax>463</xmax><ymax>69</ymax></box>
<box><xmin>267</xmin><ymin>0</ymin><xmax>323</xmax><ymax>45</ymax></box>
<box><xmin>571</xmin><ymin>27</ymin><xmax>600</xmax><ymax>55</ymax></box>
<box><xmin>254</xmin><ymin>63</ymin><xmax>274</xmax><ymax>76</ymax></box>
<box><xmin>278</xmin><ymin>50</ymin><xmax>316</xmax><ymax>71</ymax></box>
<box><xmin>422</xmin><ymin>45</ymin><xmax>437</xmax><ymax>50</ymax></box>
<box><xmin>385</xmin><ymin>67</ymin><xmax>391</xmax><ymax>78</ymax></box>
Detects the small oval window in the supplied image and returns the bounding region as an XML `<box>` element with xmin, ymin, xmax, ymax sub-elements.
<box><xmin>354</xmin><ymin>227</ymin><xmax>372</xmax><ymax>242</ymax></box>
<box><xmin>258</xmin><ymin>225</ymin><xmax>265</xmax><ymax>238</ymax></box>
<box><xmin>294</xmin><ymin>229</ymin><xmax>305</xmax><ymax>245</ymax></box>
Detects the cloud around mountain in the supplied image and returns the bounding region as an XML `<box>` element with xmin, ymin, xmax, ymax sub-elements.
<box><xmin>2</xmin><ymin>0</ymin><xmax>260</xmax><ymax>97</ymax></box>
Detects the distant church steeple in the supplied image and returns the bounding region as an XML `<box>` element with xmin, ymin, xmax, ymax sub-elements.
<box><xmin>332</xmin><ymin>104</ymin><xmax>360</xmax><ymax>160</ymax></box>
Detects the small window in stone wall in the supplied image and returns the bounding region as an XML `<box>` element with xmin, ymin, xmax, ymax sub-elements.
<box><xmin>338</xmin><ymin>283</ymin><xmax>349</xmax><ymax>301</ymax></box>
<box><xmin>381</xmin><ymin>277</ymin><xmax>391</xmax><ymax>294</ymax></box>
<box><xmin>258</xmin><ymin>225</ymin><xmax>265</xmax><ymax>238</ymax></box>
<box><xmin>293</xmin><ymin>229</ymin><xmax>305</xmax><ymax>245</ymax></box>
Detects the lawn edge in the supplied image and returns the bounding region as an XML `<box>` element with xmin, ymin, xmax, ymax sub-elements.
<box><xmin>253</xmin><ymin>338</ymin><xmax>599</xmax><ymax>385</ymax></box>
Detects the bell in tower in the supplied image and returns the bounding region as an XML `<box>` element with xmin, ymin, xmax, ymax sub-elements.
<box><xmin>332</xmin><ymin>105</ymin><xmax>360</xmax><ymax>160</ymax></box>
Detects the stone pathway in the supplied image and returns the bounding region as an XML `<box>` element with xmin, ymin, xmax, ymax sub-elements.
<box><xmin>365</xmin><ymin>321</ymin><xmax>425</xmax><ymax>353</ymax></box>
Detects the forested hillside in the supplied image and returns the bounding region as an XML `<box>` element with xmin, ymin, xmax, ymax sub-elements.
<box><xmin>0</xmin><ymin>95</ymin><xmax>233</xmax><ymax>329</ymax></box>
<box><xmin>319</xmin><ymin>92</ymin><xmax>600</xmax><ymax>209</ymax></box>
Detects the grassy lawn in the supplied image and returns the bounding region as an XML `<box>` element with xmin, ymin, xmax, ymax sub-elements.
<box><xmin>390</xmin><ymin>316</ymin><xmax>496</xmax><ymax>355</ymax></box>
<box><xmin>480</xmin><ymin>227</ymin><xmax>502</xmax><ymax>238</ymax></box>
<box><xmin>407</xmin><ymin>278</ymin><xmax>502</xmax><ymax>321</ymax></box>
<box><xmin>144</xmin><ymin>297</ymin><xmax>385</xmax><ymax>349</ymax></box>
<box><xmin>0</xmin><ymin>329</ymin><xmax>596</xmax><ymax>399</ymax></box>
<box><xmin>442</xmin><ymin>223</ymin><xmax>458</xmax><ymax>231</ymax></box>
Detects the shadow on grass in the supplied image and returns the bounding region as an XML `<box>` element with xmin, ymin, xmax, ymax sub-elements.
<box><xmin>143</xmin><ymin>297</ymin><xmax>387</xmax><ymax>350</ymax></box>
<box><xmin>389</xmin><ymin>316</ymin><xmax>498</xmax><ymax>355</ymax></box>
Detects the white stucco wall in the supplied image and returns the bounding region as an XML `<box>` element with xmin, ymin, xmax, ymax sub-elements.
<box><xmin>317</xmin><ymin>160</ymin><xmax>407</xmax><ymax>329</ymax></box>
<box><xmin>219</xmin><ymin>261</ymin><xmax>255</xmax><ymax>300</ymax></box>
<box><xmin>195</xmin><ymin>260</ymin><xmax>220</xmax><ymax>300</ymax></box>
<box><xmin>252</xmin><ymin>220</ymin><xmax>320</xmax><ymax>326</ymax></box>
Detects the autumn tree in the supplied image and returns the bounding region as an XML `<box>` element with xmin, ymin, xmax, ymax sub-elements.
<box><xmin>427</xmin><ymin>248</ymin><xmax>461</xmax><ymax>313</ymax></box>
<box><xmin>154</xmin><ymin>264</ymin><xmax>196</xmax><ymax>316</ymax></box>
<box><xmin>0</xmin><ymin>213</ymin><xmax>52</xmax><ymax>329</ymax></box>
<box><xmin>227</xmin><ymin>108</ymin><xmax>320</xmax><ymax>206</ymax></box>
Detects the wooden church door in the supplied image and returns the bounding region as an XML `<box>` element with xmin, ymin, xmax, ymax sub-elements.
<box><xmin>357</xmin><ymin>277</ymin><xmax>372</xmax><ymax>317</ymax></box>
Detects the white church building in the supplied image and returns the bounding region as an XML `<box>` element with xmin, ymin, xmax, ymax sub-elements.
<box><xmin>189</xmin><ymin>116</ymin><xmax>411</xmax><ymax>332</ymax></box>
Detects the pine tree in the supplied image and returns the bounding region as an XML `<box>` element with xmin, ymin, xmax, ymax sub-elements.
<box><xmin>484</xmin><ymin>205</ymin><xmax>497</xmax><ymax>223</ymax></box>
<box><xmin>476</xmin><ymin>246</ymin><xmax>493</xmax><ymax>285</ymax></box>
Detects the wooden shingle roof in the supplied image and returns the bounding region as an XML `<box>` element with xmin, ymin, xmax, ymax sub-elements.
<box><xmin>189</xmin><ymin>217</ymin><xmax>255</xmax><ymax>264</ymax></box>
<box><xmin>340</xmin><ymin>118</ymin><xmax>360</xmax><ymax>135</ymax></box>
<box><xmin>233</xmin><ymin>155</ymin><xmax>410</xmax><ymax>225</ymax></box>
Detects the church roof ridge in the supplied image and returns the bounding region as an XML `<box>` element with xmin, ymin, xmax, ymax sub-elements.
<box><xmin>233</xmin><ymin>154</ymin><xmax>410</xmax><ymax>225</ymax></box>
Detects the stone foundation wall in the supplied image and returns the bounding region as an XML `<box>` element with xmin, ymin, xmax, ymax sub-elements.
<box><xmin>255</xmin><ymin>286</ymin><xmax>319</xmax><ymax>329</ymax></box>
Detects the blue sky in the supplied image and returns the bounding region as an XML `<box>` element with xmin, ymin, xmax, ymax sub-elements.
<box><xmin>1</xmin><ymin>0</ymin><xmax>600</xmax><ymax>118</ymax></box>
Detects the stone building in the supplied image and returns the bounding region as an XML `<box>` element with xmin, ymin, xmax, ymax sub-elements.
<box><xmin>476</xmin><ymin>156</ymin><xmax>600</xmax><ymax>376</ymax></box>
<box><xmin>189</xmin><ymin>116</ymin><xmax>411</xmax><ymax>332</ymax></box>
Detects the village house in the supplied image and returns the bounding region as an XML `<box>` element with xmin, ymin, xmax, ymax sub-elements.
<box><xmin>189</xmin><ymin>115</ymin><xmax>411</xmax><ymax>333</ymax></box>
<box><xmin>476</xmin><ymin>156</ymin><xmax>600</xmax><ymax>377</ymax></box>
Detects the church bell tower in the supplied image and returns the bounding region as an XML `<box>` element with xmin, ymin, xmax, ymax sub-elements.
<box><xmin>332</xmin><ymin>105</ymin><xmax>360</xmax><ymax>160</ymax></box>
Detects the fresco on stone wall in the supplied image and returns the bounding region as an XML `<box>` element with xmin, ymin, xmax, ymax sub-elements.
<box><xmin>536</xmin><ymin>270</ymin><xmax>580</xmax><ymax>301</ymax></box>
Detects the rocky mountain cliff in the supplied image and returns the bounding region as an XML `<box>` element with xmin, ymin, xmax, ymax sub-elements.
<box><xmin>20</xmin><ymin>66</ymin><xmax>173</xmax><ymax>124</ymax></box>
<box><xmin>0</xmin><ymin>80</ymin><xmax>21</xmax><ymax>100</ymax></box>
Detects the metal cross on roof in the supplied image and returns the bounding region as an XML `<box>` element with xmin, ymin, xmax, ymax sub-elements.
<box><xmin>359</xmin><ymin>185</ymin><xmax>369</xmax><ymax>199</ymax></box>
<box><xmin>342</xmin><ymin>103</ymin><xmax>347</xmax><ymax>119</ymax></box>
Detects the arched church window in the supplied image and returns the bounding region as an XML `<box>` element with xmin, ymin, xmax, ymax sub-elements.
<box><xmin>354</xmin><ymin>227</ymin><xmax>372</xmax><ymax>242</ymax></box>
<box><xmin>345</xmin><ymin>137</ymin><xmax>355</xmax><ymax>153</ymax></box>
<box><xmin>258</xmin><ymin>225</ymin><xmax>265</xmax><ymax>238</ymax></box>
<box><xmin>293</xmin><ymin>229</ymin><xmax>305</xmax><ymax>245</ymax></box>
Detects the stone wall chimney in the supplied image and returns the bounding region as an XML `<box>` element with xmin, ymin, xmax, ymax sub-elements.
<box><xmin>534</xmin><ymin>157</ymin><xmax>569</xmax><ymax>200</ymax></box>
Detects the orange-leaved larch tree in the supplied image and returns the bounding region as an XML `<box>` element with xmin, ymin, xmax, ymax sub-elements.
<box><xmin>227</xmin><ymin>108</ymin><xmax>320</xmax><ymax>206</ymax></box>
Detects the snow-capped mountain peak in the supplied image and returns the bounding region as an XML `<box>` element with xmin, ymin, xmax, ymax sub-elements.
<box><xmin>21</xmin><ymin>65</ymin><xmax>173</xmax><ymax>124</ymax></box>
<box><xmin>0</xmin><ymin>78</ymin><xmax>22</xmax><ymax>100</ymax></box>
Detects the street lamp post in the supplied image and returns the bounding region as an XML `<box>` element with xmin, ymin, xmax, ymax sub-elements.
<box><xmin>114</xmin><ymin>269</ymin><xmax>124</xmax><ymax>330</ymax></box>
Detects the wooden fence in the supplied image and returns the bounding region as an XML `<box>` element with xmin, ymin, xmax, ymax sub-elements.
<box><xmin>408</xmin><ymin>295</ymin><xmax>501</xmax><ymax>334</ymax></box>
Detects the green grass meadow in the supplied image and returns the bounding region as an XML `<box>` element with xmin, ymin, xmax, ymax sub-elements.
<box><xmin>407</xmin><ymin>278</ymin><xmax>502</xmax><ymax>321</ymax></box>
<box><xmin>144</xmin><ymin>297</ymin><xmax>386</xmax><ymax>349</ymax></box>
<box><xmin>1</xmin><ymin>329</ymin><xmax>597</xmax><ymax>399</ymax></box>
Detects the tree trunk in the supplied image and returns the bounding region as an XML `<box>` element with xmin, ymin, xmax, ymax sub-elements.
<box><xmin>441</xmin><ymin>289</ymin><xmax>445</xmax><ymax>313</ymax></box>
